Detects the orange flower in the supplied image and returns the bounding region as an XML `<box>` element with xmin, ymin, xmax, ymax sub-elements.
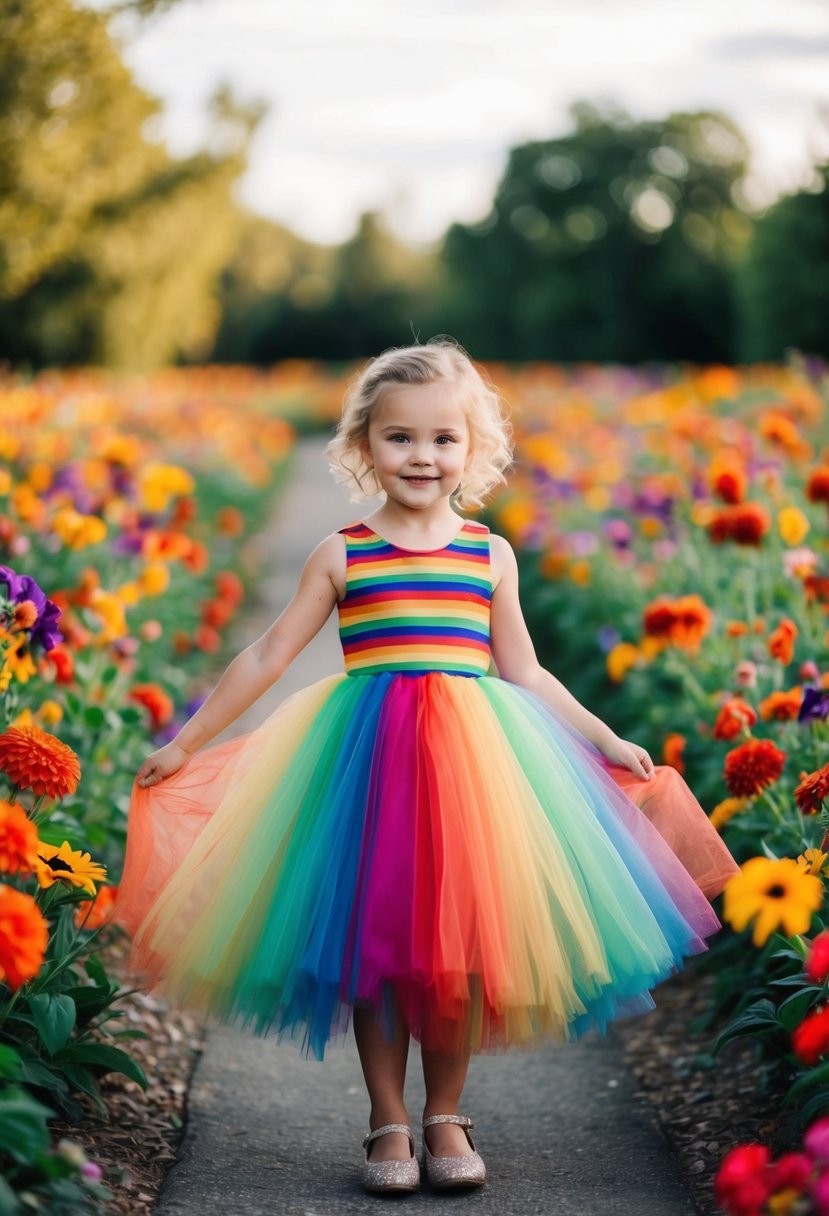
<box><xmin>0</xmin><ymin>724</ymin><xmax>80</xmax><ymax>799</ymax></box>
<box><xmin>0</xmin><ymin>883</ymin><xmax>48</xmax><ymax>991</ymax></box>
<box><xmin>806</xmin><ymin>466</ymin><xmax>829</xmax><ymax>505</ymax></box>
<box><xmin>0</xmin><ymin>800</ymin><xmax>38</xmax><ymax>874</ymax></box>
<box><xmin>201</xmin><ymin>598</ymin><xmax>234</xmax><ymax>630</ymax></box>
<box><xmin>795</xmin><ymin>765</ymin><xmax>829</xmax><ymax>815</ymax></box>
<box><xmin>74</xmin><ymin>884</ymin><xmax>118</xmax><ymax>931</ymax></box>
<box><xmin>708</xmin><ymin>503</ymin><xmax>771</xmax><ymax>546</ymax></box>
<box><xmin>194</xmin><ymin>623</ymin><xmax>221</xmax><ymax>653</ymax></box>
<box><xmin>215</xmin><ymin>570</ymin><xmax>244</xmax><ymax>606</ymax></box>
<box><xmin>216</xmin><ymin>506</ymin><xmax>244</xmax><ymax>537</ymax></box>
<box><xmin>130</xmin><ymin>683</ymin><xmax>174</xmax><ymax>729</ymax></box>
<box><xmin>724</xmin><ymin>739</ymin><xmax>786</xmax><ymax>798</ymax></box>
<box><xmin>709</xmin><ymin>461</ymin><xmax>747</xmax><ymax>505</ymax></box>
<box><xmin>662</xmin><ymin>733</ymin><xmax>685</xmax><ymax>774</ymax></box>
<box><xmin>713</xmin><ymin>697</ymin><xmax>758</xmax><ymax>740</ymax></box>
<box><xmin>182</xmin><ymin>540</ymin><xmax>209</xmax><ymax>575</ymax></box>
<box><xmin>759</xmin><ymin>688</ymin><xmax>802</xmax><ymax>721</ymax></box>
<box><xmin>768</xmin><ymin>618</ymin><xmax>798</xmax><ymax>665</ymax></box>
<box><xmin>643</xmin><ymin>594</ymin><xmax>711</xmax><ymax>654</ymax></box>
<box><xmin>725</xmin><ymin>621</ymin><xmax>750</xmax><ymax>637</ymax></box>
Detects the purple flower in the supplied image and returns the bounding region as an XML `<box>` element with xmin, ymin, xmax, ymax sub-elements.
<box><xmin>604</xmin><ymin>518</ymin><xmax>632</xmax><ymax>549</ymax></box>
<box><xmin>0</xmin><ymin>565</ymin><xmax>63</xmax><ymax>651</ymax></box>
<box><xmin>799</xmin><ymin>686</ymin><xmax>829</xmax><ymax>723</ymax></box>
<box><xmin>597</xmin><ymin>626</ymin><xmax>621</xmax><ymax>653</ymax></box>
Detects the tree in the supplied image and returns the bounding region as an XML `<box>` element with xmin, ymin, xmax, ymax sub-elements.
<box><xmin>0</xmin><ymin>0</ymin><xmax>262</xmax><ymax>367</ymax></box>
<box><xmin>438</xmin><ymin>103</ymin><xmax>752</xmax><ymax>362</ymax></box>
<box><xmin>737</xmin><ymin>163</ymin><xmax>829</xmax><ymax>360</ymax></box>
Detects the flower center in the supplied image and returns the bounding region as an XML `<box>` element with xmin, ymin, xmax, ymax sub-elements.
<box><xmin>41</xmin><ymin>854</ymin><xmax>74</xmax><ymax>873</ymax></box>
<box><xmin>766</xmin><ymin>883</ymin><xmax>786</xmax><ymax>899</ymax></box>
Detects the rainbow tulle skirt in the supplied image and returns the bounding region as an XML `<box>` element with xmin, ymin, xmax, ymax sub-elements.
<box><xmin>115</xmin><ymin>672</ymin><xmax>739</xmax><ymax>1060</ymax></box>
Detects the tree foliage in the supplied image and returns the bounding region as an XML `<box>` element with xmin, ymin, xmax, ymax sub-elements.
<box><xmin>0</xmin><ymin>0</ymin><xmax>262</xmax><ymax>368</ymax></box>
<box><xmin>438</xmin><ymin>103</ymin><xmax>753</xmax><ymax>362</ymax></box>
<box><xmin>737</xmin><ymin>163</ymin><xmax>829</xmax><ymax>361</ymax></box>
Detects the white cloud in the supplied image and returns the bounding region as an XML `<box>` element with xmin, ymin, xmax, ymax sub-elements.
<box><xmin>101</xmin><ymin>0</ymin><xmax>829</xmax><ymax>243</ymax></box>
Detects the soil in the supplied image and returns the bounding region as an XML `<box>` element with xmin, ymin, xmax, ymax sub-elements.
<box><xmin>615</xmin><ymin>961</ymin><xmax>792</xmax><ymax>1216</ymax></box>
<box><xmin>48</xmin><ymin>932</ymin><xmax>206</xmax><ymax>1216</ymax></box>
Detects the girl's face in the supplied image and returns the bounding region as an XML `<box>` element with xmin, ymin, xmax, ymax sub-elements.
<box><xmin>363</xmin><ymin>381</ymin><xmax>471</xmax><ymax>509</ymax></box>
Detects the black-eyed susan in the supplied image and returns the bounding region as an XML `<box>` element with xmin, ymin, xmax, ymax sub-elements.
<box><xmin>723</xmin><ymin>857</ymin><xmax>823</xmax><ymax>947</ymax></box>
<box><xmin>797</xmin><ymin>848</ymin><xmax>829</xmax><ymax>878</ymax></box>
<box><xmin>35</xmin><ymin>841</ymin><xmax>107</xmax><ymax>897</ymax></box>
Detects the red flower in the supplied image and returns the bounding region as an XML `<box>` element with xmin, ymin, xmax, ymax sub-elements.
<box><xmin>713</xmin><ymin>697</ymin><xmax>758</xmax><ymax>741</ymax></box>
<box><xmin>793</xmin><ymin>1005</ymin><xmax>829</xmax><ymax>1065</ymax></box>
<box><xmin>215</xmin><ymin>570</ymin><xmax>244</xmax><ymax>606</ymax></box>
<box><xmin>724</xmin><ymin>739</ymin><xmax>786</xmax><ymax>798</ymax></box>
<box><xmin>768</xmin><ymin>1151</ymin><xmax>812</xmax><ymax>1192</ymax></box>
<box><xmin>714</xmin><ymin>1144</ymin><xmax>772</xmax><ymax>1215</ymax></box>
<box><xmin>0</xmin><ymin>800</ymin><xmax>38</xmax><ymax>874</ymax></box>
<box><xmin>708</xmin><ymin>503</ymin><xmax>770</xmax><ymax>546</ymax></box>
<box><xmin>806</xmin><ymin>466</ymin><xmax>829</xmax><ymax>504</ymax></box>
<box><xmin>808</xmin><ymin>933</ymin><xmax>829</xmax><ymax>984</ymax></box>
<box><xmin>796</xmin><ymin>765</ymin><xmax>829</xmax><ymax>815</ymax></box>
<box><xmin>129</xmin><ymin>683</ymin><xmax>174</xmax><ymax>730</ymax></box>
<box><xmin>40</xmin><ymin>643</ymin><xmax>74</xmax><ymax>685</ymax></box>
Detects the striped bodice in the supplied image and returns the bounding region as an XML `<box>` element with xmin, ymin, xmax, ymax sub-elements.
<box><xmin>337</xmin><ymin>521</ymin><xmax>492</xmax><ymax>676</ymax></box>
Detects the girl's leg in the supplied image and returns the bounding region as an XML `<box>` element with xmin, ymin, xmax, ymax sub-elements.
<box><xmin>353</xmin><ymin>995</ymin><xmax>413</xmax><ymax>1162</ymax></box>
<box><xmin>421</xmin><ymin>1045</ymin><xmax>475</xmax><ymax>1157</ymax></box>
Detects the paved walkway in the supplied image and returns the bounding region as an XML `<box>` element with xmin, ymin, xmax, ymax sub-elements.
<box><xmin>156</xmin><ymin>436</ymin><xmax>697</xmax><ymax>1215</ymax></box>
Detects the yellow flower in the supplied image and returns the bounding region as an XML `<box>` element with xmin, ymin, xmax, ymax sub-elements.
<box><xmin>797</xmin><ymin>847</ymin><xmax>829</xmax><ymax>878</ymax></box>
<box><xmin>37</xmin><ymin>700</ymin><xmax>63</xmax><ymax>727</ymax></box>
<box><xmin>139</xmin><ymin>464</ymin><xmax>195</xmax><ymax>512</ymax></box>
<box><xmin>584</xmin><ymin>486</ymin><xmax>611</xmax><ymax>512</ymax></box>
<box><xmin>569</xmin><ymin>560</ymin><xmax>591</xmax><ymax>586</ymax></box>
<box><xmin>35</xmin><ymin>841</ymin><xmax>107</xmax><ymax>897</ymax></box>
<box><xmin>0</xmin><ymin>628</ymin><xmax>37</xmax><ymax>684</ymax></box>
<box><xmin>86</xmin><ymin>589</ymin><xmax>127</xmax><ymax>642</ymax></box>
<box><xmin>11</xmin><ymin>709</ymin><xmax>34</xmax><ymax>729</ymax></box>
<box><xmin>51</xmin><ymin>509</ymin><xmax>107</xmax><ymax>550</ymax></box>
<box><xmin>709</xmin><ymin>797</ymin><xmax>750</xmax><ymax>831</ymax></box>
<box><xmin>723</xmin><ymin>856</ymin><xmax>823</xmax><ymax>946</ymax></box>
<box><xmin>778</xmin><ymin>506</ymin><xmax>810</xmax><ymax>546</ymax></box>
<box><xmin>606</xmin><ymin>642</ymin><xmax>641</xmax><ymax>683</ymax></box>
<box><xmin>0</xmin><ymin>469</ymin><xmax>11</xmax><ymax>495</ymax></box>
<box><xmin>138</xmin><ymin>563</ymin><xmax>170</xmax><ymax>597</ymax></box>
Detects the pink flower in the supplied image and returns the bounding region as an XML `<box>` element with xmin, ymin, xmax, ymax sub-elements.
<box><xmin>806</xmin><ymin>1117</ymin><xmax>829</xmax><ymax>1165</ymax></box>
<box><xmin>735</xmin><ymin>661</ymin><xmax>757</xmax><ymax>689</ymax></box>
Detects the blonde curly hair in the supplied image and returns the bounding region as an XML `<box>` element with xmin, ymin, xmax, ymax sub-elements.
<box><xmin>326</xmin><ymin>337</ymin><xmax>513</xmax><ymax>510</ymax></box>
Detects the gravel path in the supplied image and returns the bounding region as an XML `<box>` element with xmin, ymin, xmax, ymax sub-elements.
<box><xmin>156</xmin><ymin>436</ymin><xmax>698</xmax><ymax>1216</ymax></box>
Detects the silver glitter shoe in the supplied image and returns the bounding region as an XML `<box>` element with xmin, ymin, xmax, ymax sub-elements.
<box><xmin>421</xmin><ymin>1114</ymin><xmax>486</xmax><ymax>1189</ymax></box>
<box><xmin>361</xmin><ymin>1123</ymin><xmax>420</xmax><ymax>1194</ymax></box>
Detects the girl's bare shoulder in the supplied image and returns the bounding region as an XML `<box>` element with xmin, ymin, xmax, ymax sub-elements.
<box><xmin>489</xmin><ymin>531</ymin><xmax>517</xmax><ymax>591</ymax></box>
<box><xmin>305</xmin><ymin>529</ymin><xmax>348</xmax><ymax>601</ymax></box>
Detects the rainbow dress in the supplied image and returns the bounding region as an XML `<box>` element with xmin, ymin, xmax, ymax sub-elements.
<box><xmin>115</xmin><ymin>519</ymin><xmax>739</xmax><ymax>1060</ymax></box>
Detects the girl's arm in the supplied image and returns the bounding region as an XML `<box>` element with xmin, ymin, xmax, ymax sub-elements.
<box><xmin>136</xmin><ymin>533</ymin><xmax>344</xmax><ymax>787</ymax></box>
<box><xmin>489</xmin><ymin>535</ymin><xmax>653</xmax><ymax>780</ymax></box>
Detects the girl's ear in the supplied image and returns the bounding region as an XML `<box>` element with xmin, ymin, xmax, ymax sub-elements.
<box><xmin>359</xmin><ymin>437</ymin><xmax>373</xmax><ymax>470</ymax></box>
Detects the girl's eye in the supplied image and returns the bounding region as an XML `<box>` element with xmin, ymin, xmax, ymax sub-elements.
<box><xmin>389</xmin><ymin>433</ymin><xmax>409</xmax><ymax>443</ymax></box>
<box><xmin>435</xmin><ymin>435</ymin><xmax>455</xmax><ymax>445</ymax></box>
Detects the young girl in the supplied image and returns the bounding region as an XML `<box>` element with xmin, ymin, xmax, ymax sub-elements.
<box><xmin>114</xmin><ymin>339</ymin><xmax>739</xmax><ymax>1195</ymax></box>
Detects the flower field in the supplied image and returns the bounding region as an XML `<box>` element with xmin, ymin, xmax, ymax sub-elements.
<box><xmin>0</xmin><ymin>368</ymin><xmax>297</xmax><ymax>1211</ymax></box>
<box><xmin>1</xmin><ymin>357</ymin><xmax>828</xmax><ymax>1213</ymax></box>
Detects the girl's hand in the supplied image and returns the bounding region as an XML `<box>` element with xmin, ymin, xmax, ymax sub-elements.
<box><xmin>599</xmin><ymin>733</ymin><xmax>654</xmax><ymax>780</ymax></box>
<box><xmin>136</xmin><ymin>741</ymin><xmax>191</xmax><ymax>788</ymax></box>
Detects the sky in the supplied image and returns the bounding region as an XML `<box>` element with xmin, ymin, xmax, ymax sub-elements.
<box><xmin>108</xmin><ymin>0</ymin><xmax>829</xmax><ymax>246</ymax></box>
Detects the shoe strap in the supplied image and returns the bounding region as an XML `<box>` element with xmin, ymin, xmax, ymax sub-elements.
<box><xmin>422</xmin><ymin>1114</ymin><xmax>473</xmax><ymax>1130</ymax></box>
<box><xmin>362</xmin><ymin>1123</ymin><xmax>415</xmax><ymax>1149</ymax></box>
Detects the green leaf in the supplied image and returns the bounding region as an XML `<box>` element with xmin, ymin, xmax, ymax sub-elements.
<box><xmin>0</xmin><ymin>1044</ymin><xmax>22</xmax><ymax>1080</ymax></box>
<box><xmin>713</xmin><ymin>999</ymin><xmax>782</xmax><ymax>1054</ymax></box>
<box><xmin>778</xmin><ymin>988</ymin><xmax>824</xmax><ymax>1031</ymax></box>
<box><xmin>29</xmin><ymin>993</ymin><xmax>76</xmax><ymax>1055</ymax></box>
<box><xmin>101</xmin><ymin>665</ymin><xmax>119</xmax><ymax>685</ymax></box>
<box><xmin>0</xmin><ymin>1085</ymin><xmax>54</xmax><ymax>1163</ymax></box>
<box><xmin>786</xmin><ymin>1062</ymin><xmax>829</xmax><ymax>1104</ymax></box>
<box><xmin>84</xmin><ymin>706</ymin><xmax>106</xmax><ymax>728</ymax></box>
<box><xmin>53</xmin><ymin>1043</ymin><xmax>147</xmax><ymax>1089</ymax></box>
<box><xmin>793</xmin><ymin>1086</ymin><xmax>829</xmax><ymax>1131</ymax></box>
<box><xmin>119</xmin><ymin>706</ymin><xmax>143</xmax><ymax>724</ymax></box>
<box><xmin>0</xmin><ymin>1174</ymin><xmax>20</xmax><ymax>1216</ymax></box>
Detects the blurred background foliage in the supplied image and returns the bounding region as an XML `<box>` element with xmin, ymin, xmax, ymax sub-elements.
<box><xmin>2</xmin><ymin>0</ymin><xmax>828</xmax><ymax>370</ymax></box>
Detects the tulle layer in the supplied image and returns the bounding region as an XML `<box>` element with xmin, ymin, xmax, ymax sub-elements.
<box><xmin>115</xmin><ymin>672</ymin><xmax>739</xmax><ymax>1059</ymax></box>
